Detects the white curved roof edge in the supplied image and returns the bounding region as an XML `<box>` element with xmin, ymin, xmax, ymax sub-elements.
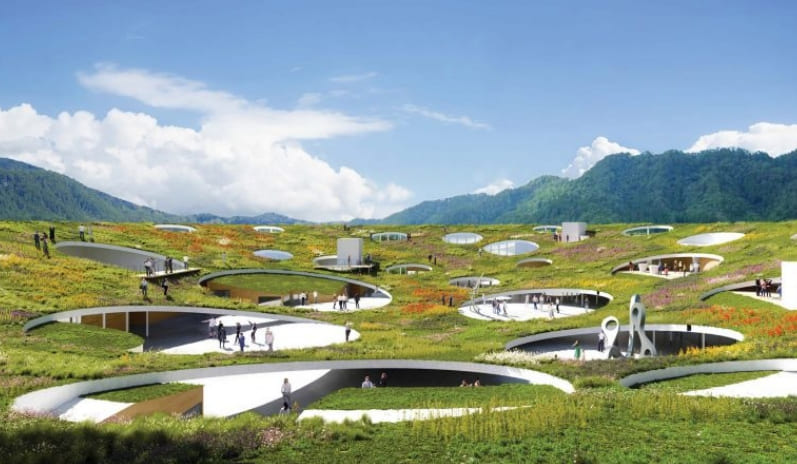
<box><xmin>533</xmin><ymin>225</ymin><xmax>561</xmax><ymax>231</ymax></box>
<box><xmin>619</xmin><ymin>358</ymin><xmax>797</xmax><ymax>388</ymax></box>
<box><xmin>253</xmin><ymin>225</ymin><xmax>285</xmax><ymax>233</ymax></box>
<box><xmin>622</xmin><ymin>225</ymin><xmax>674</xmax><ymax>236</ymax></box>
<box><xmin>385</xmin><ymin>263</ymin><xmax>433</xmax><ymax>272</ymax></box>
<box><xmin>312</xmin><ymin>255</ymin><xmax>337</xmax><ymax>263</ymax></box>
<box><xmin>11</xmin><ymin>360</ymin><xmax>574</xmax><ymax>416</ymax></box>
<box><xmin>677</xmin><ymin>232</ymin><xmax>745</xmax><ymax>246</ymax></box>
<box><xmin>610</xmin><ymin>253</ymin><xmax>724</xmax><ymax>274</ymax></box>
<box><xmin>700</xmin><ymin>277</ymin><xmax>782</xmax><ymax>301</ymax></box>
<box><xmin>154</xmin><ymin>224</ymin><xmax>197</xmax><ymax>232</ymax></box>
<box><xmin>449</xmin><ymin>276</ymin><xmax>500</xmax><ymax>285</ymax></box>
<box><xmin>463</xmin><ymin>288</ymin><xmax>613</xmax><ymax>307</ymax></box>
<box><xmin>372</xmin><ymin>232</ymin><xmax>407</xmax><ymax>237</ymax></box>
<box><xmin>505</xmin><ymin>324</ymin><xmax>744</xmax><ymax>351</ymax></box>
<box><xmin>516</xmin><ymin>258</ymin><xmax>553</xmax><ymax>265</ymax></box>
<box><xmin>23</xmin><ymin>305</ymin><xmax>334</xmax><ymax>333</ymax></box>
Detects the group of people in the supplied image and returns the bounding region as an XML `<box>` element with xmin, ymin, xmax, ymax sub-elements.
<box><xmin>207</xmin><ymin>318</ymin><xmax>274</xmax><ymax>352</ymax></box>
<box><xmin>360</xmin><ymin>372</ymin><xmax>389</xmax><ymax>388</ymax></box>
<box><xmin>755</xmin><ymin>278</ymin><xmax>780</xmax><ymax>298</ymax></box>
<box><xmin>459</xmin><ymin>377</ymin><xmax>481</xmax><ymax>387</ymax></box>
<box><xmin>32</xmin><ymin>228</ymin><xmax>54</xmax><ymax>258</ymax></box>
<box><xmin>139</xmin><ymin>276</ymin><xmax>169</xmax><ymax>298</ymax></box>
<box><xmin>332</xmin><ymin>292</ymin><xmax>361</xmax><ymax>310</ymax></box>
<box><xmin>440</xmin><ymin>294</ymin><xmax>455</xmax><ymax>307</ymax></box>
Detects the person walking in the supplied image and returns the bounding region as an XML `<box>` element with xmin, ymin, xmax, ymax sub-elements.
<box><xmin>345</xmin><ymin>321</ymin><xmax>352</xmax><ymax>342</ymax></box>
<box><xmin>354</xmin><ymin>293</ymin><xmax>360</xmax><ymax>309</ymax></box>
<box><xmin>234</xmin><ymin>322</ymin><xmax>242</xmax><ymax>345</ymax></box>
<box><xmin>49</xmin><ymin>226</ymin><xmax>56</xmax><ymax>243</ymax></box>
<box><xmin>238</xmin><ymin>332</ymin><xmax>245</xmax><ymax>352</ymax></box>
<box><xmin>41</xmin><ymin>235</ymin><xmax>50</xmax><ymax>259</ymax></box>
<box><xmin>217</xmin><ymin>322</ymin><xmax>226</xmax><ymax>349</ymax></box>
<box><xmin>573</xmin><ymin>340</ymin><xmax>582</xmax><ymax>360</ymax></box>
<box><xmin>597</xmin><ymin>330</ymin><xmax>606</xmax><ymax>353</ymax></box>
<box><xmin>33</xmin><ymin>232</ymin><xmax>41</xmax><ymax>250</ymax></box>
<box><xmin>281</xmin><ymin>378</ymin><xmax>292</xmax><ymax>412</ymax></box>
<box><xmin>140</xmin><ymin>277</ymin><xmax>148</xmax><ymax>298</ymax></box>
<box><xmin>78</xmin><ymin>224</ymin><xmax>85</xmax><ymax>241</ymax></box>
<box><xmin>250</xmin><ymin>321</ymin><xmax>257</xmax><ymax>344</ymax></box>
<box><xmin>265</xmin><ymin>327</ymin><xmax>274</xmax><ymax>351</ymax></box>
<box><xmin>161</xmin><ymin>278</ymin><xmax>169</xmax><ymax>296</ymax></box>
<box><xmin>313</xmin><ymin>290</ymin><xmax>318</xmax><ymax>304</ymax></box>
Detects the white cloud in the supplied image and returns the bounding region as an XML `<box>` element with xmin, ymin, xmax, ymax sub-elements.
<box><xmin>474</xmin><ymin>179</ymin><xmax>514</xmax><ymax>195</ymax></box>
<box><xmin>401</xmin><ymin>104</ymin><xmax>491</xmax><ymax>130</ymax></box>
<box><xmin>686</xmin><ymin>122</ymin><xmax>797</xmax><ymax>156</ymax></box>
<box><xmin>329</xmin><ymin>72</ymin><xmax>378</xmax><ymax>83</ymax></box>
<box><xmin>561</xmin><ymin>136</ymin><xmax>640</xmax><ymax>179</ymax></box>
<box><xmin>297</xmin><ymin>92</ymin><xmax>323</xmax><ymax>107</ymax></box>
<box><xmin>0</xmin><ymin>66</ymin><xmax>409</xmax><ymax>221</ymax></box>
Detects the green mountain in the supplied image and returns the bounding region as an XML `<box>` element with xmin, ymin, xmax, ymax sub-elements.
<box><xmin>380</xmin><ymin>148</ymin><xmax>797</xmax><ymax>224</ymax></box>
<box><xmin>0</xmin><ymin>158</ymin><xmax>303</xmax><ymax>223</ymax></box>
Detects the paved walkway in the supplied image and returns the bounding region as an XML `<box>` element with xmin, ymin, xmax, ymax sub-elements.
<box><xmin>298</xmin><ymin>296</ymin><xmax>391</xmax><ymax>312</ymax></box>
<box><xmin>157</xmin><ymin>315</ymin><xmax>359</xmax><ymax>355</ymax></box>
<box><xmin>732</xmin><ymin>291</ymin><xmax>789</xmax><ymax>309</ymax></box>
<box><xmin>459</xmin><ymin>302</ymin><xmax>593</xmax><ymax>322</ymax></box>
<box><xmin>684</xmin><ymin>371</ymin><xmax>797</xmax><ymax>398</ymax></box>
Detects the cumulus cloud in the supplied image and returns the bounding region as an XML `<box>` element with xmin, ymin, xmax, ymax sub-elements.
<box><xmin>473</xmin><ymin>179</ymin><xmax>514</xmax><ymax>195</ymax></box>
<box><xmin>686</xmin><ymin>122</ymin><xmax>797</xmax><ymax>156</ymax></box>
<box><xmin>329</xmin><ymin>71</ymin><xmax>378</xmax><ymax>83</ymax></box>
<box><xmin>561</xmin><ymin>136</ymin><xmax>640</xmax><ymax>178</ymax></box>
<box><xmin>0</xmin><ymin>66</ymin><xmax>409</xmax><ymax>221</ymax></box>
<box><xmin>401</xmin><ymin>104</ymin><xmax>491</xmax><ymax>130</ymax></box>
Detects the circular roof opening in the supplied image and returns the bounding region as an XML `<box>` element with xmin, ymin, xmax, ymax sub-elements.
<box><xmin>253</xmin><ymin>225</ymin><xmax>284</xmax><ymax>234</ymax></box>
<box><xmin>677</xmin><ymin>232</ymin><xmax>744</xmax><ymax>247</ymax></box>
<box><xmin>483</xmin><ymin>240</ymin><xmax>539</xmax><ymax>256</ymax></box>
<box><xmin>385</xmin><ymin>263</ymin><xmax>432</xmax><ymax>274</ymax></box>
<box><xmin>371</xmin><ymin>232</ymin><xmax>408</xmax><ymax>242</ymax></box>
<box><xmin>517</xmin><ymin>257</ymin><xmax>553</xmax><ymax>268</ymax></box>
<box><xmin>622</xmin><ymin>225</ymin><xmax>673</xmax><ymax>236</ymax></box>
<box><xmin>443</xmin><ymin>232</ymin><xmax>483</xmax><ymax>244</ymax></box>
<box><xmin>154</xmin><ymin>224</ymin><xmax>196</xmax><ymax>233</ymax></box>
<box><xmin>253</xmin><ymin>249</ymin><xmax>293</xmax><ymax>261</ymax></box>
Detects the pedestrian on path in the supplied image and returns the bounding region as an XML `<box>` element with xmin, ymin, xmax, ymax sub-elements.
<box><xmin>345</xmin><ymin>321</ymin><xmax>353</xmax><ymax>342</ymax></box>
<box><xmin>238</xmin><ymin>332</ymin><xmax>245</xmax><ymax>352</ymax></box>
<box><xmin>140</xmin><ymin>277</ymin><xmax>148</xmax><ymax>298</ymax></box>
<box><xmin>161</xmin><ymin>278</ymin><xmax>169</xmax><ymax>296</ymax></box>
<box><xmin>265</xmin><ymin>327</ymin><xmax>274</xmax><ymax>351</ymax></box>
<box><xmin>281</xmin><ymin>378</ymin><xmax>292</xmax><ymax>412</ymax></box>
<box><xmin>250</xmin><ymin>321</ymin><xmax>257</xmax><ymax>344</ymax></box>
<box><xmin>218</xmin><ymin>323</ymin><xmax>226</xmax><ymax>349</ymax></box>
<box><xmin>41</xmin><ymin>235</ymin><xmax>50</xmax><ymax>259</ymax></box>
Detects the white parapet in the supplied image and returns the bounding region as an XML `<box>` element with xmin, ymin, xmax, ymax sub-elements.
<box><xmin>782</xmin><ymin>261</ymin><xmax>797</xmax><ymax>310</ymax></box>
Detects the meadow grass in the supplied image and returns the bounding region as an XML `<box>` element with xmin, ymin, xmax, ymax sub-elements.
<box><xmin>2</xmin><ymin>220</ymin><xmax>797</xmax><ymax>462</ymax></box>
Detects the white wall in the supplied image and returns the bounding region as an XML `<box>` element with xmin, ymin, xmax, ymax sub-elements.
<box><xmin>561</xmin><ymin>222</ymin><xmax>587</xmax><ymax>243</ymax></box>
<box><xmin>782</xmin><ymin>261</ymin><xmax>797</xmax><ymax>310</ymax></box>
<box><xmin>337</xmin><ymin>238</ymin><xmax>363</xmax><ymax>266</ymax></box>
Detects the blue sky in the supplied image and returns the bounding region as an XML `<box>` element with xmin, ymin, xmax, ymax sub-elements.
<box><xmin>1</xmin><ymin>1</ymin><xmax>796</xmax><ymax>220</ymax></box>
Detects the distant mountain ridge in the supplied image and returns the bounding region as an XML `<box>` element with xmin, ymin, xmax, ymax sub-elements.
<box><xmin>0</xmin><ymin>157</ymin><xmax>304</xmax><ymax>224</ymax></box>
<box><xmin>379</xmin><ymin>148</ymin><xmax>797</xmax><ymax>224</ymax></box>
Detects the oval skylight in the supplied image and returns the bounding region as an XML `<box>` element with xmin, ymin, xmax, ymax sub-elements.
<box><xmin>677</xmin><ymin>232</ymin><xmax>744</xmax><ymax>247</ymax></box>
<box><xmin>622</xmin><ymin>225</ymin><xmax>674</xmax><ymax>236</ymax></box>
<box><xmin>483</xmin><ymin>240</ymin><xmax>539</xmax><ymax>256</ymax></box>
<box><xmin>443</xmin><ymin>232</ymin><xmax>483</xmax><ymax>244</ymax></box>
<box><xmin>253</xmin><ymin>249</ymin><xmax>293</xmax><ymax>260</ymax></box>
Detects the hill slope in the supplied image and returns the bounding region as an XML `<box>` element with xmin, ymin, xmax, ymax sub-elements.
<box><xmin>0</xmin><ymin>158</ymin><xmax>303</xmax><ymax>223</ymax></box>
<box><xmin>381</xmin><ymin>148</ymin><xmax>797</xmax><ymax>224</ymax></box>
